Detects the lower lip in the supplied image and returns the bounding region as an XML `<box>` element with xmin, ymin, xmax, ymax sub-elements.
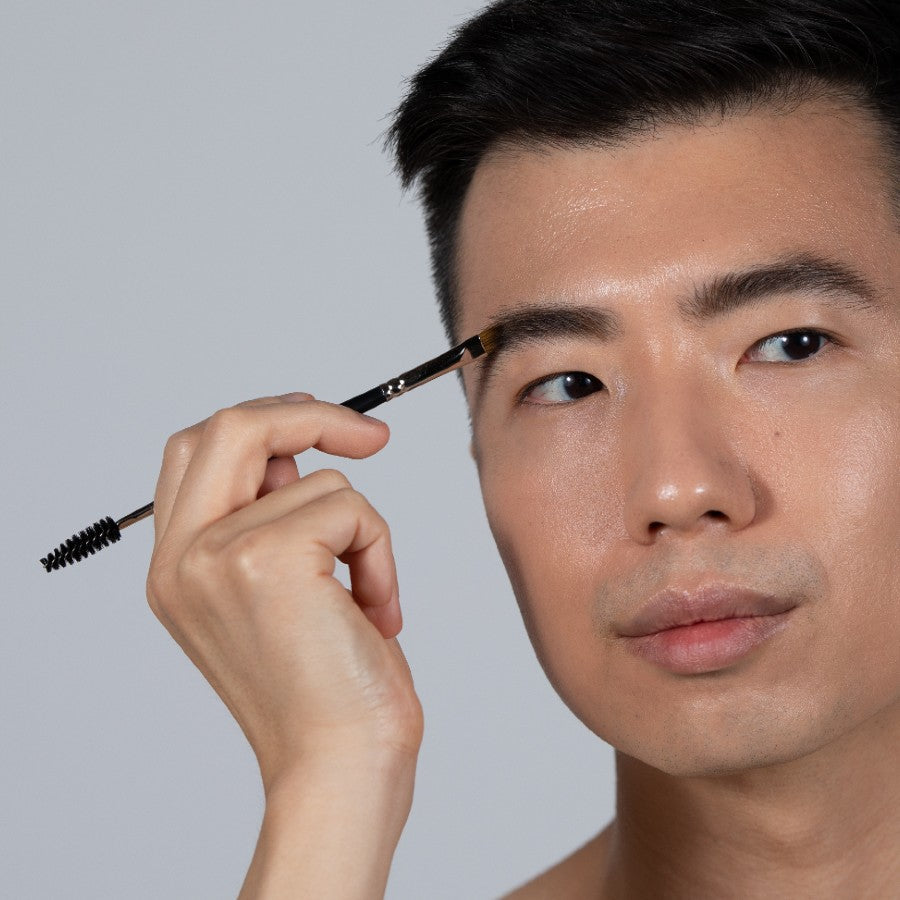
<box><xmin>623</xmin><ymin>613</ymin><xmax>792</xmax><ymax>675</ymax></box>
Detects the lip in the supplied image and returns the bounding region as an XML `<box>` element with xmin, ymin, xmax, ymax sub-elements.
<box><xmin>619</xmin><ymin>585</ymin><xmax>798</xmax><ymax>675</ymax></box>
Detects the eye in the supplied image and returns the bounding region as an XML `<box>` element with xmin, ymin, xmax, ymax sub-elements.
<box><xmin>520</xmin><ymin>371</ymin><xmax>604</xmax><ymax>405</ymax></box>
<box><xmin>744</xmin><ymin>329</ymin><xmax>833</xmax><ymax>363</ymax></box>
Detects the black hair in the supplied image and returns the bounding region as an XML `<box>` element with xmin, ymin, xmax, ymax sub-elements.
<box><xmin>386</xmin><ymin>0</ymin><xmax>900</xmax><ymax>341</ymax></box>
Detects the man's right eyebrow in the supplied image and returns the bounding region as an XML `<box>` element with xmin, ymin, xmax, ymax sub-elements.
<box><xmin>474</xmin><ymin>304</ymin><xmax>621</xmax><ymax>404</ymax></box>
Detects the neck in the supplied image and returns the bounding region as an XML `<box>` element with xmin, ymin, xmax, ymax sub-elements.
<box><xmin>601</xmin><ymin>700</ymin><xmax>900</xmax><ymax>898</ymax></box>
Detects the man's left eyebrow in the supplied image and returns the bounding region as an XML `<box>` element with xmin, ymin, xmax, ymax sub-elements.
<box><xmin>679</xmin><ymin>250</ymin><xmax>881</xmax><ymax>322</ymax></box>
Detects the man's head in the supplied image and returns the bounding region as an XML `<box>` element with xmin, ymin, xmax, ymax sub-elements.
<box><xmin>389</xmin><ymin>0</ymin><xmax>900</xmax><ymax>778</ymax></box>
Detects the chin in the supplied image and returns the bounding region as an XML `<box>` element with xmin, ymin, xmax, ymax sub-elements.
<box><xmin>597</xmin><ymin>697</ymin><xmax>865</xmax><ymax>780</ymax></box>
<box><xmin>618</xmin><ymin>744</ymin><xmax>812</xmax><ymax>779</ymax></box>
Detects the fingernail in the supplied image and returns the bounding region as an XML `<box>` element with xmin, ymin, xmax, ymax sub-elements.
<box><xmin>282</xmin><ymin>392</ymin><xmax>315</xmax><ymax>402</ymax></box>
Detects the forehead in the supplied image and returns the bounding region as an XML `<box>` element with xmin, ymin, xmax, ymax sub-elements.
<box><xmin>454</xmin><ymin>98</ymin><xmax>899</xmax><ymax>338</ymax></box>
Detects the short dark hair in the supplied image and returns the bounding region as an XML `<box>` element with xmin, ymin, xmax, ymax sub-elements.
<box><xmin>386</xmin><ymin>0</ymin><xmax>900</xmax><ymax>342</ymax></box>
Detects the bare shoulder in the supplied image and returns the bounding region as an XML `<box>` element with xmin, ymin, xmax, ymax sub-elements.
<box><xmin>501</xmin><ymin>823</ymin><xmax>614</xmax><ymax>900</ymax></box>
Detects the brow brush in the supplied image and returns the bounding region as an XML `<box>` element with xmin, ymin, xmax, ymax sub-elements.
<box><xmin>40</xmin><ymin>326</ymin><xmax>501</xmax><ymax>572</ymax></box>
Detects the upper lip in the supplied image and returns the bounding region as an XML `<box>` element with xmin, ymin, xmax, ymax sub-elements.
<box><xmin>619</xmin><ymin>585</ymin><xmax>798</xmax><ymax>638</ymax></box>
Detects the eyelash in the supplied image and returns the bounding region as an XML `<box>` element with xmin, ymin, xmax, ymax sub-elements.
<box><xmin>516</xmin><ymin>328</ymin><xmax>839</xmax><ymax>406</ymax></box>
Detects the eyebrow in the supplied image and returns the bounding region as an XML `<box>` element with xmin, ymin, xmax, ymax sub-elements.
<box><xmin>472</xmin><ymin>250</ymin><xmax>881</xmax><ymax>403</ymax></box>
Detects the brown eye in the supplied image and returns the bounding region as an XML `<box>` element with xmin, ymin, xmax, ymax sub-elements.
<box><xmin>523</xmin><ymin>372</ymin><xmax>604</xmax><ymax>404</ymax></box>
<box><xmin>745</xmin><ymin>330</ymin><xmax>831</xmax><ymax>363</ymax></box>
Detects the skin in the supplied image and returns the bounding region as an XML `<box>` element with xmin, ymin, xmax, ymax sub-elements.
<box><xmin>147</xmin><ymin>96</ymin><xmax>898</xmax><ymax>897</ymax></box>
<box><xmin>147</xmin><ymin>396</ymin><xmax>423</xmax><ymax>897</ymax></box>
<box><xmin>454</xmin><ymin>97</ymin><xmax>900</xmax><ymax>896</ymax></box>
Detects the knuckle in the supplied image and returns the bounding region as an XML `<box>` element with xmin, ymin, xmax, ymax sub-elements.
<box><xmin>205</xmin><ymin>407</ymin><xmax>249</xmax><ymax>441</ymax></box>
<box><xmin>162</xmin><ymin>430</ymin><xmax>195</xmax><ymax>469</ymax></box>
<box><xmin>234</xmin><ymin>395</ymin><xmax>277</xmax><ymax>408</ymax></box>
<box><xmin>225</xmin><ymin>530</ymin><xmax>272</xmax><ymax>587</ymax></box>
<box><xmin>331</xmin><ymin>487</ymin><xmax>386</xmax><ymax>529</ymax></box>
<box><xmin>145</xmin><ymin>562</ymin><xmax>165</xmax><ymax>616</ymax></box>
<box><xmin>175</xmin><ymin>535</ymin><xmax>219</xmax><ymax>592</ymax></box>
<box><xmin>311</xmin><ymin>468</ymin><xmax>351</xmax><ymax>492</ymax></box>
<box><xmin>146</xmin><ymin>542</ymin><xmax>180</xmax><ymax>618</ymax></box>
<box><xmin>331</xmin><ymin>485</ymin><xmax>367</xmax><ymax>512</ymax></box>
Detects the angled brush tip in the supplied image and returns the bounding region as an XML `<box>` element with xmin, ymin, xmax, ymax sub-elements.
<box><xmin>477</xmin><ymin>323</ymin><xmax>503</xmax><ymax>355</ymax></box>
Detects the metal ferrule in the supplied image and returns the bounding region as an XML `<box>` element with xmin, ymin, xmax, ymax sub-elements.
<box><xmin>117</xmin><ymin>502</ymin><xmax>155</xmax><ymax>530</ymax></box>
<box><xmin>380</xmin><ymin>334</ymin><xmax>486</xmax><ymax>401</ymax></box>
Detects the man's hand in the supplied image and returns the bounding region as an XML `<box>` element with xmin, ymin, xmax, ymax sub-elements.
<box><xmin>146</xmin><ymin>393</ymin><xmax>423</xmax><ymax>897</ymax></box>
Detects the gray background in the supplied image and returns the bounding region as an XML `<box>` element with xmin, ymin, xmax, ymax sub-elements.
<box><xmin>1</xmin><ymin>2</ymin><xmax>615</xmax><ymax>896</ymax></box>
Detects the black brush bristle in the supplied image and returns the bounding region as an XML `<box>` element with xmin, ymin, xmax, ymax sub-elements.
<box><xmin>40</xmin><ymin>516</ymin><xmax>122</xmax><ymax>572</ymax></box>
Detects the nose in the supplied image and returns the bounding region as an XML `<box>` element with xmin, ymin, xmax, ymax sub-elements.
<box><xmin>621</xmin><ymin>383</ymin><xmax>757</xmax><ymax>544</ymax></box>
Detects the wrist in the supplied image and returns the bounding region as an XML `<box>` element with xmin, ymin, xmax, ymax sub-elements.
<box><xmin>261</xmin><ymin>736</ymin><xmax>418</xmax><ymax>804</ymax></box>
<box><xmin>241</xmin><ymin>752</ymin><xmax>416</xmax><ymax>899</ymax></box>
<box><xmin>264</xmin><ymin>747</ymin><xmax>417</xmax><ymax>821</ymax></box>
<box><xmin>266</xmin><ymin>749</ymin><xmax>418</xmax><ymax>855</ymax></box>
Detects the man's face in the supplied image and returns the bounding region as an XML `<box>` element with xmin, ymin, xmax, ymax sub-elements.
<box><xmin>455</xmin><ymin>98</ymin><xmax>900</xmax><ymax>777</ymax></box>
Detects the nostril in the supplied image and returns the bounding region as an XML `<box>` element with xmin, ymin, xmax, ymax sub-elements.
<box><xmin>648</xmin><ymin>510</ymin><xmax>726</xmax><ymax>536</ymax></box>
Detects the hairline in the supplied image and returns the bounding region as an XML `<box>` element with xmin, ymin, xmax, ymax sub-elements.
<box><xmin>446</xmin><ymin>81</ymin><xmax>900</xmax><ymax>343</ymax></box>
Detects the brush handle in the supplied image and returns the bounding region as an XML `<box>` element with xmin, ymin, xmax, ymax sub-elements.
<box><xmin>40</xmin><ymin>328</ymin><xmax>496</xmax><ymax>571</ymax></box>
<box><xmin>39</xmin><ymin>392</ymin><xmax>387</xmax><ymax>571</ymax></box>
<box><xmin>341</xmin><ymin>387</ymin><xmax>388</xmax><ymax>414</ymax></box>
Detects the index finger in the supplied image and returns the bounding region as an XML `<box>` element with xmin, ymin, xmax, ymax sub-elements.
<box><xmin>153</xmin><ymin>394</ymin><xmax>297</xmax><ymax>542</ymax></box>
<box><xmin>159</xmin><ymin>399</ymin><xmax>388</xmax><ymax>550</ymax></box>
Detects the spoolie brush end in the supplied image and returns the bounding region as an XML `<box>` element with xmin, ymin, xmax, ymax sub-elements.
<box><xmin>40</xmin><ymin>516</ymin><xmax>122</xmax><ymax>572</ymax></box>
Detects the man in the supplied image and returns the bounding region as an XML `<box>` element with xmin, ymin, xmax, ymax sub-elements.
<box><xmin>146</xmin><ymin>0</ymin><xmax>900</xmax><ymax>896</ymax></box>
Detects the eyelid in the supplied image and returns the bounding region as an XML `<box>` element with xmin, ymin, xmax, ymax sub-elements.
<box><xmin>755</xmin><ymin>326</ymin><xmax>840</xmax><ymax>343</ymax></box>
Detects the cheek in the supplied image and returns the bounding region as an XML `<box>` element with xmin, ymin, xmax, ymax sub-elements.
<box><xmin>820</xmin><ymin>404</ymin><xmax>899</xmax><ymax>540</ymax></box>
<box><xmin>762</xmin><ymin>377</ymin><xmax>900</xmax><ymax>604</ymax></box>
<box><xmin>793</xmin><ymin>390</ymin><xmax>900</xmax><ymax>678</ymax></box>
<box><xmin>476</xmin><ymin>421</ymin><xmax>625</xmax><ymax>698</ymax></box>
<box><xmin>478</xmin><ymin>417</ymin><xmax>624</xmax><ymax>594</ymax></box>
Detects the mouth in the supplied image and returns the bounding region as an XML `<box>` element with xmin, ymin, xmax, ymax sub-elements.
<box><xmin>619</xmin><ymin>585</ymin><xmax>798</xmax><ymax>675</ymax></box>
